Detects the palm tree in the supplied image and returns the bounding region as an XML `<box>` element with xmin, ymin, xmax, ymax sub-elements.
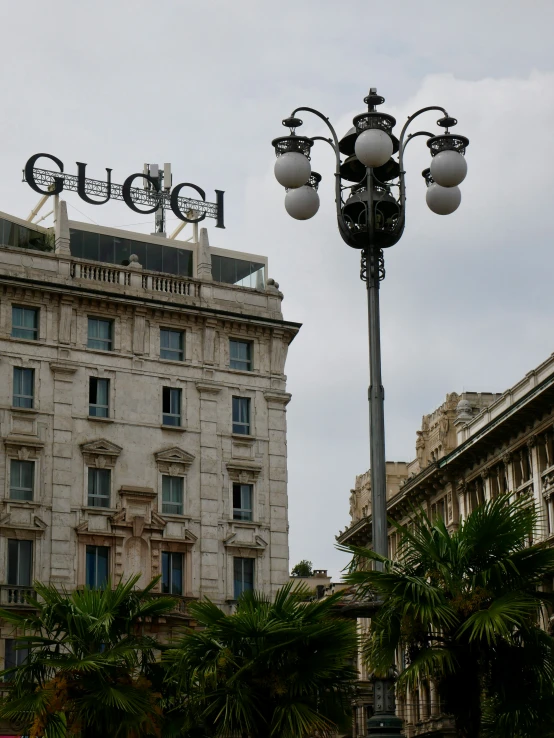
<box><xmin>0</xmin><ymin>575</ymin><xmax>177</xmax><ymax>738</ymax></box>
<box><xmin>164</xmin><ymin>582</ymin><xmax>358</xmax><ymax>738</ymax></box>
<box><xmin>341</xmin><ymin>495</ymin><xmax>554</xmax><ymax>738</ymax></box>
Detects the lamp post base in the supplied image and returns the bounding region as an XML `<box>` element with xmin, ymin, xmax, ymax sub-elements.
<box><xmin>368</xmin><ymin>676</ymin><xmax>404</xmax><ymax>737</ymax></box>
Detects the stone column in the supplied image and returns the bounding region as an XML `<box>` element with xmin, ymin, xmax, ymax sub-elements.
<box><xmin>196</xmin><ymin>228</ymin><xmax>213</xmax><ymax>281</ymax></box>
<box><xmin>430</xmin><ymin>680</ymin><xmax>439</xmax><ymax>717</ymax></box>
<box><xmin>54</xmin><ymin>200</ymin><xmax>71</xmax><ymax>255</ymax></box>
<box><xmin>264</xmin><ymin>391</ymin><xmax>291</xmax><ymax>595</ymax></box>
<box><xmin>195</xmin><ymin>382</ymin><xmax>222</xmax><ymax>600</ymax></box>
<box><xmin>48</xmin><ymin>361</ymin><xmax>77</xmax><ymax>584</ymax></box>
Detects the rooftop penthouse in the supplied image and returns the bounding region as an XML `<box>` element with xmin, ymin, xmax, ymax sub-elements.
<box><xmin>0</xmin><ymin>203</ymin><xmax>285</xmax><ymax>323</ymax></box>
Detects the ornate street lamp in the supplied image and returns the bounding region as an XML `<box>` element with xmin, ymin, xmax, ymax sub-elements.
<box><xmin>271</xmin><ymin>88</ymin><xmax>469</xmax><ymax>737</ymax></box>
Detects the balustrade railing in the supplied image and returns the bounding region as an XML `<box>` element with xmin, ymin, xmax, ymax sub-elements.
<box><xmin>70</xmin><ymin>261</ymin><xmax>131</xmax><ymax>285</ymax></box>
<box><xmin>70</xmin><ymin>259</ymin><xmax>200</xmax><ymax>297</ymax></box>
<box><xmin>0</xmin><ymin>585</ymin><xmax>36</xmax><ymax>607</ymax></box>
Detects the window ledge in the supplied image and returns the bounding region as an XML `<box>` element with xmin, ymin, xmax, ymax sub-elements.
<box><xmin>87</xmin><ymin>416</ymin><xmax>114</xmax><ymax>423</ymax></box>
<box><xmin>85</xmin><ymin>347</ymin><xmax>116</xmax><ymax>356</ymax></box>
<box><xmin>6</xmin><ymin>499</ymin><xmax>41</xmax><ymax>508</ymax></box>
<box><xmin>8</xmin><ymin>336</ymin><xmax>42</xmax><ymax>345</ymax></box>
<box><xmin>231</xmin><ymin>433</ymin><xmax>256</xmax><ymax>442</ymax></box>
<box><xmin>82</xmin><ymin>506</ymin><xmax>117</xmax><ymax>514</ymax></box>
<box><xmin>227</xmin><ymin>368</ymin><xmax>260</xmax><ymax>377</ymax></box>
<box><xmin>161</xmin><ymin>424</ymin><xmax>186</xmax><ymax>432</ymax></box>
<box><xmin>158</xmin><ymin>358</ymin><xmax>190</xmax><ymax>366</ymax></box>
<box><xmin>10</xmin><ymin>406</ymin><xmax>37</xmax><ymax>415</ymax></box>
<box><xmin>160</xmin><ymin>513</ymin><xmax>190</xmax><ymax>521</ymax></box>
<box><xmin>229</xmin><ymin>519</ymin><xmax>259</xmax><ymax>527</ymax></box>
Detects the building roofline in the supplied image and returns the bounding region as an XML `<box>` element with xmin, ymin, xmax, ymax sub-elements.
<box><xmin>0</xmin><ymin>274</ymin><xmax>302</xmax><ymax>336</ymax></box>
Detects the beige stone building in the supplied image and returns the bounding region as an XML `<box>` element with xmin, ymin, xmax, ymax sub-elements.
<box><xmin>0</xmin><ymin>200</ymin><xmax>299</xmax><ymax>671</ymax></box>
<box><xmin>338</xmin><ymin>361</ymin><xmax>554</xmax><ymax>737</ymax></box>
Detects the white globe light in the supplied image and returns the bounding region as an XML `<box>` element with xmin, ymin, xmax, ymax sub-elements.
<box><xmin>426</xmin><ymin>183</ymin><xmax>461</xmax><ymax>215</ymax></box>
<box><xmin>430</xmin><ymin>150</ymin><xmax>467</xmax><ymax>187</ymax></box>
<box><xmin>274</xmin><ymin>152</ymin><xmax>311</xmax><ymax>188</ymax></box>
<box><xmin>284</xmin><ymin>185</ymin><xmax>320</xmax><ymax>220</ymax></box>
<box><xmin>354</xmin><ymin>128</ymin><xmax>393</xmax><ymax>168</ymax></box>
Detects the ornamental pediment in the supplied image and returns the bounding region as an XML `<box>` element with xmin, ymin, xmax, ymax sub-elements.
<box><xmin>154</xmin><ymin>446</ymin><xmax>195</xmax><ymax>474</ymax></box>
<box><xmin>226</xmin><ymin>459</ymin><xmax>262</xmax><ymax>483</ymax></box>
<box><xmin>81</xmin><ymin>439</ymin><xmax>123</xmax><ymax>457</ymax></box>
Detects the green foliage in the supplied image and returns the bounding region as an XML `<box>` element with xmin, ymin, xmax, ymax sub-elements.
<box><xmin>164</xmin><ymin>582</ymin><xmax>358</xmax><ymax>738</ymax></box>
<box><xmin>341</xmin><ymin>495</ymin><xmax>554</xmax><ymax>738</ymax></box>
<box><xmin>291</xmin><ymin>560</ymin><xmax>313</xmax><ymax>577</ymax></box>
<box><xmin>0</xmin><ymin>575</ymin><xmax>177</xmax><ymax>738</ymax></box>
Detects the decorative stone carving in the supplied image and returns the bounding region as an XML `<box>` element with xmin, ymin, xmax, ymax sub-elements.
<box><xmin>133</xmin><ymin>309</ymin><xmax>147</xmax><ymax>355</ymax></box>
<box><xmin>203</xmin><ymin>318</ymin><xmax>218</xmax><ymax>365</ymax></box>
<box><xmin>81</xmin><ymin>439</ymin><xmax>123</xmax><ymax>468</ymax></box>
<box><xmin>154</xmin><ymin>447</ymin><xmax>195</xmax><ymax>475</ymax></box>
<box><xmin>455</xmin><ymin>399</ymin><xmax>473</xmax><ymax>424</ymax></box>
<box><xmin>58</xmin><ymin>299</ymin><xmax>73</xmax><ymax>344</ymax></box>
<box><xmin>226</xmin><ymin>458</ymin><xmax>262</xmax><ymax>483</ymax></box>
<box><xmin>4</xmin><ymin>435</ymin><xmax>44</xmax><ymax>459</ymax></box>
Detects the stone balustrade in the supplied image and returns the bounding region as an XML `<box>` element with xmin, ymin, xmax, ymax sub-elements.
<box><xmin>0</xmin><ymin>585</ymin><xmax>36</xmax><ymax>607</ymax></box>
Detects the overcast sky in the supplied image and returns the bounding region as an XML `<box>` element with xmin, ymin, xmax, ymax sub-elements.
<box><xmin>1</xmin><ymin>1</ymin><xmax>554</xmax><ymax>580</ymax></box>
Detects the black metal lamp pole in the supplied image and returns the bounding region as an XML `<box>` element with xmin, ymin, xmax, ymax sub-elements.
<box><xmin>271</xmin><ymin>88</ymin><xmax>469</xmax><ymax>737</ymax></box>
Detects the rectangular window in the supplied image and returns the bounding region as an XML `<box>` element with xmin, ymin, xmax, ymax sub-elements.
<box><xmin>7</xmin><ymin>540</ymin><xmax>32</xmax><ymax>586</ymax></box>
<box><xmin>89</xmin><ymin>377</ymin><xmax>110</xmax><ymax>418</ymax></box>
<box><xmin>162</xmin><ymin>551</ymin><xmax>183</xmax><ymax>595</ymax></box>
<box><xmin>232</xmin><ymin>396</ymin><xmax>251</xmax><ymax>435</ymax></box>
<box><xmin>163</xmin><ymin>387</ymin><xmax>182</xmax><ymax>426</ymax></box>
<box><xmin>162</xmin><ymin>475</ymin><xmax>184</xmax><ymax>515</ymax></box>
<box><xmin>230</xmin><ymin>340</ymin><xmax>252</xmax><ymax>371</ymax></box>
<box><xmin>233</xmin><ymin>483</ymin><xmax>253</xmax><ymax>521</ymax></box>
<box><xmin>86</xmin><ymin>545</ymin><xmax>109</xmax><ymax>588</ymax></box>
<box><xmin>4</xmin><ymin>639</ymin><xmax>29</xmax><ymax>673</ymax></box>
<box><xmin>10</xmin><ymin>460</ymin><xmax>34</xmax><ymax>501</ymax></box>
<box><xmin>12</xmin><ymin>306</ymin><xmax>38</xmax><ymax>340</ymax></box>
<box><xmin>87</xmin><ymin>468</ymin><xmax>111</xmax><ymax>508</ymax></box>
<box><xmin>13</xmin><ymin>367</ymin><xmax>34</xmax><ymax>409</ymax></box>
<box><xmin>233</xmin><ymin>557</ymin><xmax>254</xmax><ymax>599</ymax></box>
<box><xmin>87</xmin><ymin>318</ymin><xmax>113</xmax><ymax>351</ymax></box>
<box><xmin>160</xmin><ymin>329</ymin><xmax>184</xmax><ymax>361</ymax></box>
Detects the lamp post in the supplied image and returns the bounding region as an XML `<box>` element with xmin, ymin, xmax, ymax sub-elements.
<box><xmin>271</xmin><ymin>88</ymin><xmax>469</xmax><ymax>737</ymax></box>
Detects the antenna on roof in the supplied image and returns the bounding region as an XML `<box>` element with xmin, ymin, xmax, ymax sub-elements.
<box><xmin>143</xmin><ymin>162</ymin><xmax>171</xmax><ymax>235</ymax></box>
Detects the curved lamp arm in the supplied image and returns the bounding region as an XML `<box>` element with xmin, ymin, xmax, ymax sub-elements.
<box><xmin>397</xmin><ymin>106</ymin><xmax>448</xmax><ymax>209</ymax></box>
<box><xmin>290</xmin><ymin>107</ymin><xmax>347</xmax><ymax>234</ymax></box>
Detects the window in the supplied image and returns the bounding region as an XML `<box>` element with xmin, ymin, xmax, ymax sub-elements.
<box><xmin>86</xmin><ymin>545</ymin><xmax>109</xmax><ymax>588</ymax></box>
<box><xmin>234</xmin><ymin>557</ymin><xmax>254</xmax><ymax>599</ymax></box>
<box><xmin>233</xmin><ymin>483</ymin><xmax>253</xmax><ymax>521</ymax></box>
<box><xmin>162</xmin><ymin>475</ymin><xmax>184</xmax><ymax>515</ymax></box>
<box><xmin>13</xmin><ymin>367</ymin><xmax>34</xmax><ymax>408</ymax></box>
<box><xmin>162</xmin><ymin>387</ymin><xmax>182</xmax><ymax>426</ymax></box>
<box><xmin>12</xmin><ymin>306</ymin><xmax>38</xmax><ymax>340</ymax></box>
<box><xmin>4</xmin><ymin>639</ymin><xmax>29</xmax><ymax>673</ymax></box>
<box><xmin>230</xmin><ymin>340</ymin><xmax>252</xmax><ymax>371</ymax></box>
<box><xmin>87</xmin><ymin>318</ymin><xmax>113</xmax><ymax>351</ymax></box>
<box><xmin>10</xmin><ymin>460</ymin><xmax>34</xmax><ymax>501</ymax></box>
<box><xmin>87</xmin><ymin>468</ymin><xmax>111</xmax><ymax>508</ymax></box>
<box><xmin>160</xmin><ymin>329</ymin><xmax>184</xmax><ymax>361</ymax></box>
<box><xmin>232</xmin><ymin>396</ymin><xmax>251</xmax><ymax>435</ymax></box>
<box><xmin>89</xmin><ymin>377</ymin><xmax>110</xmax><ymax>418</ymax></box>
<box><xmin>162</xmin><ymin>551</ymin><xmax>183</xmax><ymax>595</ymax></box>
<box><xmin>7</xmin><ymin>540</ymin><xmax>32</xmax><ymax>586</ymax></box>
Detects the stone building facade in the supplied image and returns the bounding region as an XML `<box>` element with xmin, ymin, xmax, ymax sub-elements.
<box><xmin>338</xmin><ymin>362</ymin><xmax>554</xmax><ymax>737</ymax></box>
<box><xmin>0</xmin><ymin>201</ymin><xmax>299</xmax><ymax>668</ymax></box>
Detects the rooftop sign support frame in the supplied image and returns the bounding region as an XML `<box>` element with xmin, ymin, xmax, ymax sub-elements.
<box><xmin>23</xmin><ymin>154</ymin><xmax>225</xmax><ymax>229</ymax></box>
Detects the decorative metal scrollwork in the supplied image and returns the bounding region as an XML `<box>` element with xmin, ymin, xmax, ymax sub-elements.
<box><xmin>360</xmin><ymin>249</ymin><xmax>386</xmax><ymax>283</ymax></box>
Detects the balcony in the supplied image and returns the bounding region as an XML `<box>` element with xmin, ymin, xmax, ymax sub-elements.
<box><xmin>0</xmin><ymin>585</ymin><xmax>36</xmax><ymax>607</ymax></box>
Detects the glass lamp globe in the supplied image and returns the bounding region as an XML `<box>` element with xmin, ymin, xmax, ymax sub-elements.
<box><xmin>430</xmin><ymin>150</ymin><xmax>467</xmax><ymax>188</ymax></box>
<box><xmin>274</xmin><ymin>152</ymin><xmax>311</xmax><ymax>188</ymax></box>
<box><xmin>354</xmin><ymin>128</ymin><xmax>393</xmax><ymax>168</ymax></box>
<box><xmin>284</xmin><ymin>185</ymin><xmax>320</xmax><ymax>220</ymax></box>
<box><xmin>426</xmin><ymin>183</ymin><xmax>461</xmax><ymax>215</ymax></box>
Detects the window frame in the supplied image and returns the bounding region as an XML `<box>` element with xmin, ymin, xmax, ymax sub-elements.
<box><xmin>4</xmin><ymin>639</ymin><xmax>29</xmax><ymax>675</ymax></box>
<box><xmin>229</xmin><ymin>339</ymin><xmax>253</xmax><ymax>372</ymax></box>
<box><xmin>233</xmin><ymin>557</ymin><xmax>254</xmax><ymax>599</ymax></box>
<box><xmin>87</xmin><ymin>317</ymin><xmax>113</xmax><ymax>351</ymax></box>
<box><xmin>9</xmin><ymin>459</ymin><xmax>34</xmax><ymax>502</ymax></box>
<box><xmin>232</xmin><ymin>396</ymin><xmax>251</xmax><ymax>435</ymax></box>
<box><xmin>233</xmin><ymin>483</ymin><xmax>253</xmax><ymax>521</ymax></box>
<box><xmin>162</xmin><ymin>386</ymin><xmax>182</xmax><ymax>427</ymax></box>
<box><xmin>162</xmin><ymin>551</ymin><xmax>184</xmax><ymax>595</ymax></box>
<box><xmin>160</xmin><ymin>328</ymin><xmax>185</xmax><ymax>362</ymax></box>
<box><xmin>85</xmin><ymin>545</ymin><xmax>109</xmax><ymax>589</ymax></box>
<box><xmin>87</xmin><ymin>467</ymin><xmax>111</xmax><ymax>508</ymax></box>
<box><xmin>13</xmin><ymin>367</ymin><xmax>35</xmax><ymax>409</ymax></box>
<box><xmin>7</xmin><ymin>539</ymin><xmax>33</xmax><ymax>586</ymax></box>
<box><xmin>11</xmin><ymin>305</ymin><xmax>39</xmax><ymax>341</ymax></box>
<box><xmin>89</xmin><ymin>377</ymin><xmax>110</xmax><ymax>418</ymax></box>
<box><xmin>161</xmin><ymin>475</ymin><xmax>184</xmax><ymax>515</ymax></box>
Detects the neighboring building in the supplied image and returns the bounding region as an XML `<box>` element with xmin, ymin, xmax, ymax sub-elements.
<box><xmin>0</xmin><ymin>199</ymin><xmax>300</xmax><ymax>669</ymax></box>
<box><xmin>289</xmin><ymin>568</ymin><xmax>333</xmax><ymax>599</ymax></box>
<box><xmin>338</xmin><ymin>367</ymin><xmax>554</xmax><ymax>737</ymax></box>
